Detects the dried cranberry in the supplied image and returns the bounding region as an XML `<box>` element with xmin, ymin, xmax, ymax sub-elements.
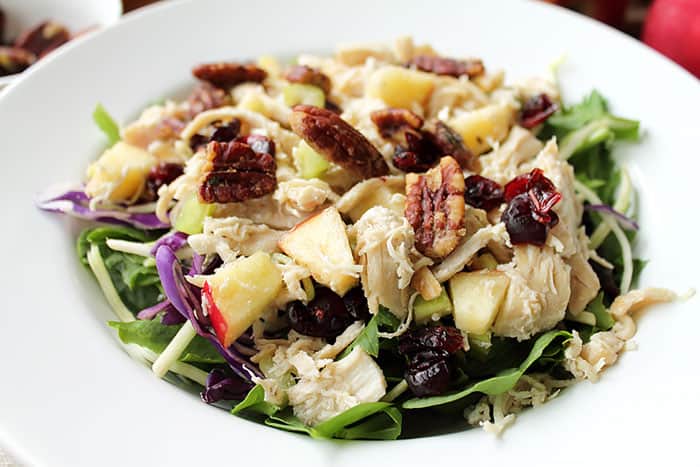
<box><xmin>342</xmin><ymin>287</ymin><xmax>370</xmax><ymax>322</ymax></box>
<box><xmin>503</xmin><ymin>172</ymin><xmax>531</xmax><ymax>202</ymax></box>
<box><xmin>501</xmin><ymin>193</ymin><xmax>549</xmax><ymax>246</ymax></box>
<box><xmin>405</xmin><ymin>358</ymin><xmax>451</xmax><ymax>397</ymax></box>
<box><xmin>464</xmin><ymin>175</ymin><xmax>504</xmax><ymax>210</ymax></box>
<box><xmin>324</xmin><ymin>100</ymin><xmax>343</xmax><ymax>115</ymax></box>
<box><xmin>520</xmin><ymin>94</ymin><xmax>558</xmax><ymax>129</ymax></box>
<box><xmin>399</xmin><ymin>326</ymin><xmax>463</xmax><ymax>355</ymax></box>
<box><xmin>391</xmin><ymin>131</ymin><xmax>440</xmax><ymax>173</ymax></box>
<box><xmin>504</xmin><ymin>169</ymin><xmax>562</xmax><ymax>225</ymax></box>
<box><xmin>141</xmin><ymin>162</ymin><xmax>184</xmax><ymax>202</ymax></box>
<box><xmin>237</xmin><ymin>134</ymin><xmax>275</xmax><ymax>156</ymax></box>
<box><xmin>210</xmin><ymin>120</ymin><xmax>241</xmax><ymax>143</ymax></box>
<box><xmin>287</xmin><ymin>287</ymin><xmax>353</xmax><ymax>338</ymax></box>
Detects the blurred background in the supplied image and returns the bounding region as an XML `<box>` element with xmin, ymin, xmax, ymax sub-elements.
<box><xmin>122</xmin><ymin>0</ymin><xmax>700</xmax><ymax>78</ymax></box>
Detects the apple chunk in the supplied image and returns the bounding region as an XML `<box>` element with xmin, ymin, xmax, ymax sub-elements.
<box><xmin>449</xmin><ymin>271</ymin><xmax>510</xmax><ymax>335</ymax></box>
<box><xmin>205</xmin><ymin>251</ymin><xmax>282</xmax><ymax>347</ymax></box>
<box><xmin>278</xmin><ymin>206</ymin><xmax>358</xmax><ymax>296</ymax></box>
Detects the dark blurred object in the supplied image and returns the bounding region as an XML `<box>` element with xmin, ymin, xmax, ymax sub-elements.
<box><xmin>643</xmin><ymin>0</ymin><xmax>700</xmax><ymax>78</ymax></box>
<box><xmin>123</xmin><ymin>0</ymin><xmax>158</xmax><ymax>11</ymax></box>
<box><xmin>542</xmin><ymin>0</ymin><xmax>631</xmax><ymax>28</ymax></box>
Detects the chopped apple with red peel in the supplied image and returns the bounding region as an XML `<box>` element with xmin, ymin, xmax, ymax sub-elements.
<box><xmin>204</xmin><ymin>251</ymin><xmax>283</xmax><ymax>347</ymax></box>
<box><xmin>278</xmin><ymin>206</ymin><xmax>359</xmax><ymax>296</ymax></box>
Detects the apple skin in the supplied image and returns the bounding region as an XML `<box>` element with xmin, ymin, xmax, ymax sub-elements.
<box><xmin>203</xmin><ymin>281</ymin><xmax>228</xmax><ymax>346</ymax></box>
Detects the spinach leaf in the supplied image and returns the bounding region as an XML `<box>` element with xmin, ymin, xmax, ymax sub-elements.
<box><xmin>339</xmin><ymin>307</ymin><xmax>400</xmax><ymax>359</ymax></box>
<box><xmin>78</xmin><ymin>226</ymin><xmax>163</xmax><ymax>312</ymax></box>
<box><xmin>587</xmin><ymin>293</ymin><xmax>614</xmax><ymax>331</ymax></box>
<box><xmin>402</xmin><ymin>330</ymin><xmax>572</xmax><ymax>409</ymax></box>
<box><xmin>231</xmin><ymin>385</ymin><xmax>281</xmax><ymax>417</ymax></box>
<box><xmin>93</xmin><ymin>103</ymin><xmax>121</xmax><ymax>146</ymax></box>
<box><xmin>263</xmin><ymin>402</ymin><xmax>402</xmax><ymax>440</ymax></box>
<box><xmin>109</xmin><ymin>320</ymin><xmax>224</xmax><ymax>364</ymax></box>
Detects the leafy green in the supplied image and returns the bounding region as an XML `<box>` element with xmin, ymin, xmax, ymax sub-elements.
<box><xmin>232</xmin><ymin>386</ymin><xmax>401</xmax><ymax>440</ymax></box>
<box><xmin>338</xmin><ymin>307</ymin><xmax>400</xmax><ymax>359</ymax></box>
<box><xmin>93</xmin><ymin>103</ymin><xmax>121</xmax><ymax>146</ymax></box>
<box><xmin>402</xmin><ymin>330</ymin><xmax>572</xmax><ymax>409</ymax></box>
<box><xmin>231</xmin><ymin>385</ymin><xmax>281</xmax><ymax>417</ymax></box>
<box><xmin>78</xmin><ymin>226</ymin><xmax>163</xmax><ymax>312</ymax></box>
<box><xmin>587</xmin><ymin>293</ymin><xmax>614</xmax><ymax>331</ymax></box>
<box><xmin>109</xmin><ymin>320</ymin><xmax>224</xmax><ymax>364</ymax></box>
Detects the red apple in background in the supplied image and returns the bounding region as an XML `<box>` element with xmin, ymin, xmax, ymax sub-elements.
<box><xmin>643</xmin><ymin>0</ymin><xmax>700</xmax><ymax>78</ymax></box>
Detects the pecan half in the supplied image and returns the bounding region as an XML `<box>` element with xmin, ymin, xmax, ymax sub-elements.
<box><xmin>199</xmin><ymin>141</ymin><xmax>276</xmax><ymax>203</ymax></box>
<box><xmin>289</xmin><ymin>105</ymin><xmax>389</xmax><ymax>179</ymax></box>
<box><xmin>370</xmin><ymin>108</ymin><xmax>423</xmax><ymax>139</ymax></box>
<box><xmin>405</xmin><ymin>156</ymin><xmax>466</xmax><ymax>258</ymax></box>
<box><xmin>14</xmin><ymin>21</ymin><xmax>70</xmax><ymax>58</ymax></box>
<box><xmin>0</xmin><ymin>47</ymin><xmax>36</xmax><ymax>76</ymax></box>
<box><xmin>192</xmin><ymin>62</ymin><xmax>267</xmax><ymax>89</ymax></box>
<box><xmin>407</xmin><ymin>55</ymin><xmax>484</xmax><ymax>79</ymax></box>
<box><xmin>187</xmin><ymin>82</ymin><xmax>230</xmax><ymax>118</ymax></box>
<box><xmin>424</xmin><ymin>119</ymin><xmax>478</xmax><ymax>171</ymax></box>
<box><xmin>283</xmin><ymin>65</ymin><xmax>331</xmax><ymax>95</ymax></box>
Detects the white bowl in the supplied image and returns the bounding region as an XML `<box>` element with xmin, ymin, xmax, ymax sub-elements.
<box><xmin>0</xmin><ymin>0</ymin><xmax>122</xmax><ymax>86</ymax></box>
<box><xmin>0</xmin><ymin>1</ymin><xmax>698</xmax><ymax>466</ymax></box>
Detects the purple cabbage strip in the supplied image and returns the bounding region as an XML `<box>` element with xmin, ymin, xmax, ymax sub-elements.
<box><xmin>161</xmin><ymin>306</ymin><xmax>187</xmax><ymax>325</ymax></box>
<box><xmin>585</xmin><ymin>204</ymin><xmax>639</xmax><ymax>231</ymax></box>
<box><xmin>136</xmin><ymin>300</ymin><xmax>172</xmax><ymax>320</ymax></box>
<box><xmin>154</xmin><ymin>245</ymin><xmax>262</xmax><ymax>382</ymax></box>
<box><xmin>38</xmin><ymin>189</ymin><xmax>170</xmax><ymax>230</ymax></box>
<box><xmin>150</xmin><ymin>231</ymin><xmax>189</xmax><ymax>255</ymax></box>
<box><xmin>201</xmin><ymin>369</ymin><xmax>254</xmax><ymax>404</ymax></box>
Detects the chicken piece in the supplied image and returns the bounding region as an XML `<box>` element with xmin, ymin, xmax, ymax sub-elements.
<box><xmin>566</xmin><ymin>229</ymin><xmax>601</xmax><ymax>315</ymax></box>
<box><xmin>335</xmin><ymin>42</ymin><xmax>394</xmax><ymax>66</ymax></box>
<box><xmin>187</xmin><ymin>216</ymin><xmax>283</xmax><ymax>263</ymax></box>
<box><xmin>352</xmin><ymin>206</ymin><xmax>417</xmax><ymax>318</ymax></box>
<box><xmin>121</xmin><ymin>101</ymin><xmax>187</xmax><ymax>149</ymax></box>
<box><xmin>336</xmin><ymin>175</ymin><xmax>405</xmax><ymax>222</ymax></box>
<box><xmin>492</xmin><ymin>245</ymin><xmax>571</xmax><ymax>340</ymax></box>
<box><xmin>391</xmin><ymin>36</ymin><xmax>438</xmax><ymax>63</ymax></box>
<box><xmin>432</xmin><ymin>223</ymin><xmax>509</xmax><ymax>283</ymax></box>
<box><xmin>426</xmin><ymin>76</ymin><xmax>489</xmax><ymax>119</ymax></box>
<box><xmin>273</xmin><ymin>178</ymin><xmax>338</xmax><ymax>215</ymax></box>
<box><xmin>287</xmin><ymin>346</ymin><xmax>386</xmax><ymax>426</ymax></box>
<box><xmin>214</xmin><ymin>195</ymin><xmax>311</xmax><ymax>230</ymax></box>
<box><xmin>479</xmin><ymin>125</ymin><xmax>543</xmax><ymax>184</ymax></box>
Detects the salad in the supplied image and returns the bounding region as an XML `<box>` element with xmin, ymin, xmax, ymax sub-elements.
<box><xmin>39</xmin><ymin>37</ymin><xmax>680</xmax><ymax>439</ymax></box>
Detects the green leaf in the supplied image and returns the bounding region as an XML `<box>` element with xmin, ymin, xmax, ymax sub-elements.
<box><xmin>78</xmin><ymin>226</ymin><xmax>163</xmax><ymax>312</ymax></box>
<box><xmin>548</xmin><ymin>90</ymin><xmax>608</xmax><ymax>131</ymax></box>
<box><xmin>231</xmin><ymin>385</ymin><xmax>280</xmax><ymax>417</ymax></box>
<box><xmin>93</xmin><ymin>103</ymin><xmax>121</xmax><ymax>146</ymax></box>
<box><xmin>108</xmin><ymin>320</ymin><xmax>224</xmax><ymax>364</ymax></box>
<box><xmin>587</xmin><ymin>293</ymin><xmax>614</xmax><ymax>331</ymax></box>
<box><xmin>402</xmin><ymin>330</ymin><xmax>572</xmax><ymax>409</ymax></box>
<box><xmin>262</xmin><ymin>402</ymin><xmax>402</xmax><ymax>440</ymax></box>
<box><xmin>335</xmin><ymin>406</ymin><xmax>402</xmax><ymax>440</ymax></box>
<box><xmin>338</xmin><ymin>308</ymin><xmax>400</xmax><ymax>359</ymax></box>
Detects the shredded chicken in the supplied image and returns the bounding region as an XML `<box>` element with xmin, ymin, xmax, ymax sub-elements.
<box><xmin>351</xmin><ymin>206</ymin><xmax>417</xmax><ymax>318</ymax></box>
<box><xmin>479</xmin><ymin>126</ymin><xmax>543</xmax><ymax>184</ymax></box>
<box><xmin>188</xmin><ymin>216</ymin><xmax>283</xmax><ymax>263</ymax></box>
<box><xmin>493</xmin><ymin>245</ymin><xmax>571</xmax><ymax>340</ymax></box>
<box><xmin>273</xmin><ymin>178</ymin><xmax>338</xmax><ymax>215</ymax></box>
<box><xmin>336</xmin><ymin>175</ymin><xmax>405</xmax><ymax>222</ymax></box>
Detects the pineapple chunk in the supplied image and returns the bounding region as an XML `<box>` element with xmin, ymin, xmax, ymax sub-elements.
<box><xmin>448</xmin><ymin>104</ymin><xmax>514</xmax><ymax>155</ymax></box>
<box><xmin>366</xmin><ymin>66</ymin><xmax>435</xmax><ymax>109</ymax></box>
<box><xmin>206</xmin><ymin>252</ymin><xmax>283</xmax><ymax>347</ymax></box>
<box><xmin>449</xmin><ymin>271</ymin><xmax>510</xmax><ymax>335</ymax></box>
<box><xmin>85</xmin><ymin>142</ymin><xmax>156</xmax><ymax>203</ymax></box>
<box><xmin>278</xmin><ymin>207</ymin><xmax>359</xmax><ymax>296</ymax></box>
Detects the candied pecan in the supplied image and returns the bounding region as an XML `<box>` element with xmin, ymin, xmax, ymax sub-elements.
<box><xmin>405</xmin><ymin>156</ymin><xmax>466</xmax><ymax>258</ymax></box>
<box><xmin>192</xmin><ymin>62</ymin><xmax>267</xmax><ymax>89</ymax></box>
<box><xmin>0</xmin><ymin>47</ymin><xmax>36</xmax><ymax>76</ymax></box>
<box><xmin>424</xmin><ymin>119</ymin><xmax>478</xmax><ymax>171</ymax></box>
<box><xmin>199</xmin><ymin>141</ymin><xmax>276</xmax><ymax>203</ymax></box>
<box><xmin>407</xmin><ymin>55</ymin><xmax>484</xmax><ymax>79</ymax></box>
<box><xmin>14</xmin><ymin>21</ymin><xmax>70</xmax><ymax>58</ymax></box>
<box><xmin>370</xmin><ymin>108</ymin><xmax>424</xmax><ymax>139</ymax></box>
<box><xmin>187</xmin><ymin>82</ymin><xmax>230</xmax><ymax>118</ymax></box>
<box><xmin>289</xmin><ymin>105</ymin><xmax>389</xmax><ymax>179</ymax></box>
<box><xmin>283</xmin><ymin>65</ymin><xmax>331</xmax><ymax>95</ymax></box>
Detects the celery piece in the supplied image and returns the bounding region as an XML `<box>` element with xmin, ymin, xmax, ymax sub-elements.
<box><xmin>414</xmin><ymin>287</ymin><xmax>453</xmax><ymax>324</ymax></box>
<box><xmin>294</xmin><ymin>141</ymin><xmax>330</xmax><ymax>179</ymax></box>
<box><xmin>283</xmin><ymin>83</ymin><xmax>325</xmax><ymax>108</ymax></box>
<box><xmin>172</xmin><ymin>194</ymin><xmax>215</xmax><ymax>235</ymax></box>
